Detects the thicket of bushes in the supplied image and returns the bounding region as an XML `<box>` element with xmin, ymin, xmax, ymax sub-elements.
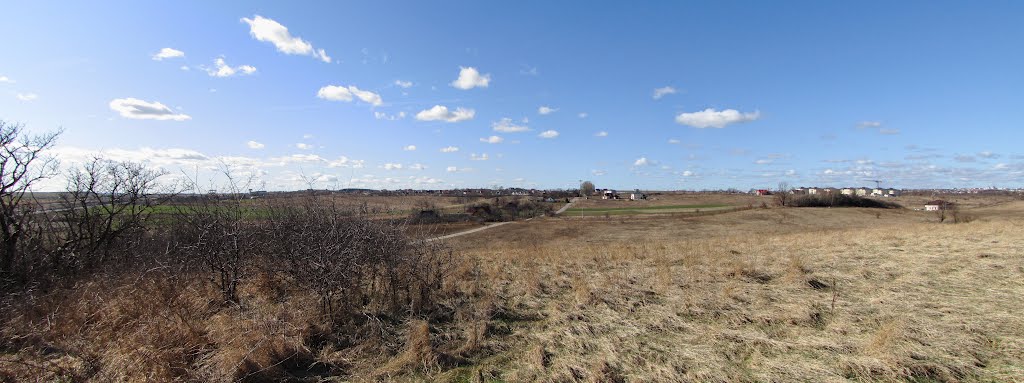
<box><xmin>789</xmin><ymin>194</ymin><xmax>903</xmax><ymax>209</ymax></box>
<box><xmin>0</xmin><ymin>121</ymin><xmax>471</xmax><ymax>381</ymax></box>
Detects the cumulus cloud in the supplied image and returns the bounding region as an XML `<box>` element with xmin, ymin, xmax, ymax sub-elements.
<box><xmin>578</xmin><ymin>112</ymin><xmax>588</xmax><ymax>119</ymax></box>
<box><xmin>440</xmin><ymin>146</ymin><xmax>459</xmax><ymax>153</ymax></box>
<box><xmin>675</xmin><ymin>108</ymin><xmax>760</xmax><ymax>128</ymax></box>
<box><xmin>857</xmin><ymin>121</ymin><xmax>882</xmax><ymax>128</ymax></box>
<box><xmin>109</xmin><ymin>98</ymin><xmax>191</xmax><ymax>121</ymax></box>
<box><xmin>207</xmin><ymin>58</ymin><xmax>256</xmax><ymax>77</ymax></box>
<box><xmin>295</xmin><ymin>143</ymin><xmax>313</xmax><ymax>150</ymax></box>
<box><xmin>246</xmin><ymin>141</ymin><xmax>265</xmax><ymax>149</ymax></box>
<box><xmin>327</xmin><ymin>156</ymin><xmax>364</xmax><ymax>168</ymax></box>
<box><xmin>492</xmin><ymin>118</ymin><xmax>530</xmax><ymax>133</ymax></box>
<box><xmin>591</xmin><ymin>169</ymin><xmax>606</xmax><ymax>176</ymax></box>
<box><xmin>16</xmin><ymin>93</ymin><xmax>38</xmax><ymax>101</ymax></box>
<box><xmin>0</xmin><ymin>76</ymin><xmax>13</xmax><ymax>83</ymax></box>
<box><xmin>241</xmin><ymin>15</ymin><xmax>330</xmax><ymax>62</ymax></box>
<box><xmin>652</xmin><ymin>86</ymin><xmax>677</xmax><ymax>100</ymax></box>
<box><xmin>403</xmin><ymin>145</ymin><xmax>416</xmax><ymax>151</ymax></box>
<box><xmin>446</xmin><ymin>166</ymin><xmax>458</xmax><ymax>173</ymax></box>
<box><xmin>408</xmin><ymin>163</ymin><xmax>426</xmax><ymax>170</ymax></box>
<box><xmin>978</xmin><ymin>151</ymin><xmax>999</xmax><ymax>159</ymax></box>
<box><xmin>595</xmin><ymin>131</ymin><xmax>608</xmax><ymax>137</ymax></box>
<box><xmin>755</xmin><ymin>159</ymin><xmax>773</xmax><ymax>164</ymax></box>
<box><xmin>667</xmin><ymin>138</ymin><xmax>680</xmax><ymax>144</ymax></box>
<box><xmin>480</xmin><ymin>135</ymin><xmax>503</xmax><ymax>144</ymax></box>
<box><xmin>415</xmin><ymin>105</ymin><xmax>475</xmax><ymax>122</ymax></box>
<box><xmin>317</xmin><ymin>85</ymin><xmax>382</xmax><ymax>106</ymax></box>
<box><xmin>394</xmin><ymin>80</ymin><xmax>413</xmax><ymax>88</ymax></box>
<box><xmin>382</xmin><ymin>163</ymin><xmax>403</xmax><ymax>170</ymax></box>
<box><xmin>538</xmin><ymin>130</ymin><xmax>559</xmax><ymax>138</ymax></box>
<box><xmin>538</xmin><ymin>106</ymin><xmax>557</xmax><ymax>115</ymax></box>
<box><xmin>450</xmin><ymin>66</ymin><xmax>490</xmax><ymax>89</ymax></box>
<box><xmin>470</xmin><ymin>153</ymin><xmax>489</xmax><ymax>161</ymax></box>
<box><xmin>634</xmin><ymin>157</ymin><xmax>651</xmax><ymax>166</ymax></box>
<box><xmin>681</xmin><ymin>170</ymin><xmax>695</xmax><ymax>177</ymax></box>
<box><xmin>152</xmin><ymin>48</ymin><xmax>185</xmax><ymax>61</ymax></box>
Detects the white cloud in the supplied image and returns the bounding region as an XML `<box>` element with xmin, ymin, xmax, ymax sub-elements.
<box><xmin>674</xmin><ymin>108</ymin><xmax>760</xmax><ymax>128</ymax></box>
<box><xmin>152</xmin><ymin>48</ymin><xmax>185</xmax><ymax>61</ymax></box>
<box><xmin>470</xmin><ymin>153</ymin><xmax>489</xmax><ymax>161</ymax></box>
<box><xmin>857</xmin><ymin>121</ymin><xmax>882</xmax><ymax>128</ymax></box>
<box><xmin>394</xmin><ymin>80</ymin><xmax>413</xmax><ymax>88</ymax></box>
<box><xmin>492</xmin><ymin>118</ymin><xmax>530</xmax><ymax>133</ymax></box>
<box><xmin>755</xmin><ymin>159</ymin><xmax>773</xmax><ymax>164</ymax></box>
<box><xmin>667</xmin><ymin>138</ymin><xmax>681</xmax><ymax>144</ymax></box>
<box><xmin>440</xmin><ymin>146</ymin><xmax>459</xmax><ymax>153</ymax></box>
<box><xmin>302</xmin><ymin>134</ymin><xmax>314</xmax><ymax>139</ymax></box>
<box><xmin>408</xmin><ymin>163</ymin><xmax>426</xmax><ymax>170</ymax></box>
<box><xmin>16</xmin><ymin>93</ymin><xmax>38</xmax><ymax>101</ymax></box>
<box><xmin>246</xmin><ymin>141</ymin><xmax>265</xmax><ymax>149</ymax></box>
<box><xmin>595</xmin><ymin>131</ymin><xmax>608</xmax><ymax>137</ymax></box>
<box><xmin>446</xmin><ymin>166</ymin><xmax>458</xmax><ymax>173</ymax></box>
<box><xmin>315</xmin><ymin>174</ymin><xmax>338</xmax><ymax>183</ymax></box>
<box><xmin>207</xmin><ymin>58</ymin><xmax>256</xmax><ymax>77</ymax></box>
<box><xmin>0</xmin><ymin>76</ymin><xmax>14</xmax><ymax>83</ymax></box>
<box><xmin>317</xmin><ymin>85</ymin><xmax>382</xmax><ymax>106</ymax></box>
<box><xmin>480</xmin><ymin>135</ymin><xmax>504</xmax><ymax>144</ymax></box>
<box><xmin>978</xmin><ymin>151</ymin><xmax>999</xmax><ymax>159</ymax></box>
<box><xmin>348</xmin><ymin>86</ymin><xmax>383</xmax><ymax>106</ymax></box>
<box><xmin>592</xmin><ymin>169</ymin><xmax>606</xmax><ymax>176</ymax></box>
<box><xmin>415</xmin><ymin>105</ymin><xmax>475</xmax><ymax>122</ymax></box>
<box><xmin>634</xmin><ymin>157</ymin><xmax>651</xmax><ymax>166</ymax></box>
<box><xmin>327</xmin><ymin>156</ymin><xmax>364</xmax><ymax>168</ymax></box>
<box><xmin>382</xmin><ymin>163</ymin><xmax>403</xmax><ymax>170</ymax></box>
<box><xmin>295</xmin><ymin>143</ymin><xmax>313</xmax><ymax>150</ymax></box>
<box><xmin>241</xmin><ymin>15</ymin><xmax>330</xmax><ymax>62</ymax></box>
<box><xmin>538</xmin><ymin>106</ymin><xmax>558</xmax><ymax>115</ymax></box>
<box><xmin>578</xmin><ymin>112</ymin><xmax>588</xmax><ymax>119</ymax></box>
<box><xmin>374</xmin><ymin>111</ymin><xmax>406</xmax><ymax>120</ymax></box>
<box><xmin>180</xmin><ymin>66</ymin><xmax>190</xmax><ymax>71</ymax></box>
<box><xmin>681</xmin><ymin>170</ymin><xmax>695</xmax><ymax>177</ymax></box>
<box><xmin>538</xmin><ymin>130</ymin><xmax>559</xmax><ymax>139</ymax></box>
<box><xmin>109</xmin><ymin>98</ymin><xmax>191</xmax><ymax>121</ymax></box>
<box><xmin>652</xmin><ymin>86</ymin><xmax>677</xmax><ymax>100</ymax></box>
<box><xmin>879</xmin><ymin>128</ymin><xmax>900</xmax><ymax>135</ymax></box>
<box><xmin>403</xmin><ymin>145</ymin><xmax>416</xmax><ymax>151</ymax></box>
<box><xmin>450</xmin><ymin>66</ymin><xmax>490</xmax><ymax>89</ymax></box>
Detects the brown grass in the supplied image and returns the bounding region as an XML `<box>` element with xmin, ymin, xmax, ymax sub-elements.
<box><xmin>3</xmin><ymin>198</ymin><xmax>1023</xmax><ymax>381</ymax></box>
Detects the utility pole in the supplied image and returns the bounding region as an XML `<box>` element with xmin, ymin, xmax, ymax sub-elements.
<box><xmin>579</xmin><ymin>179</ymin><xmax>584</xmax><ymax>219</ymax></box>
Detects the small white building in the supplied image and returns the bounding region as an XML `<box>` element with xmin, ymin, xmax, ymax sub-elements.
<box><xmin>840</xmin><ymin>188</ymin><xmax>854</xmax><ymax>195</ymax></box>
<box><xmin>872</xmin><ymin>188</ymin><xmax>884</xmax><ymax>196</ymax></box>
<box><xmin>807</xmin><ymin>188</ymin><xmax>819</xmax><ymax>195</ymax></box>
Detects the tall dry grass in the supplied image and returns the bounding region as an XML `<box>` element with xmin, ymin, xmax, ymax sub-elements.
<box><xmin>2</xmin><ymin>207</ymin><xmax>1022</xmax><ymax>381</ymax></box>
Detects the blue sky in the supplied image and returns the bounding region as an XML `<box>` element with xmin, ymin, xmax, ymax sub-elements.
<box><xmin>2</xmin><ymin>1</ymin><xmax>1023</xmax><ymax>191</ymax></box>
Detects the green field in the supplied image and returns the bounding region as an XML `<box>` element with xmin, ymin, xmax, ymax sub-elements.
<box><xmin>563</xmin><ymin>204</ymin><xmax>731</xmax><ymax>215</ymax></box>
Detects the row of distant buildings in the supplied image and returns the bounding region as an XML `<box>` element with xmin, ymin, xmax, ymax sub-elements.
<box><xmin>754</xmin><ymin>187</ymin><xmax>901</xmax><ymax>197</ymax></box>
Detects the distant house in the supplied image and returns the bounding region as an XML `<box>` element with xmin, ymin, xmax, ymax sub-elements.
<box><xmin>872</xmin><ymin>188</ymin><xmax>884</xmax><ymax>196</ymax></box>
<box><xmin>807</xmin><ymin>188</ymin><xmax>819</xmax><ymax>195</ymax></box>
<box><xmin>602</xmin><ymin>190</ymin><xmax>616</xmax><ymax>199</ymax></box>
<box><xmin>755</xmin><ymin>189</ymin><xmax>771</xmax><ymax>196</ymax></box>
<box><xmin>840</xmin><ymin>188</ymin><xmax>854</xmax><ymax>195</ymax></box>
<box><xmin>855</xmin><ymin>188</ymin><xmax>871</xmax><ymax>196</ymax></box>
<box><xmin>925</xmin><ymin>200</ymin><xmax>953</xmax><ymax>211</ymax></box>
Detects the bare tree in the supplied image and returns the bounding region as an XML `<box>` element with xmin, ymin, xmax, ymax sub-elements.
<box><xmin>0</xmin><ymin>121</ymin><xmax>60</xmax><ymax>277</ymax></box>
<box><xmin>775</xmin><ymin>182</ymin><xmax>791</xmax><ymax>207</ymax></box>
<box><xmin>580</xmin><ymin>181</ymin><xmax>595</xmax><ymax>197</ymax></box>
<box><xmin>53</xmin><ymin>158</ymin><xmax>172</xmax><ymax>273</ymax></box>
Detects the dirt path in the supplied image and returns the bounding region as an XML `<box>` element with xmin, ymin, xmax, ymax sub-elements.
<box><xmin>427</xmin><ymin>199</ymin><xmax>574</xmax><ymax>241</ymax></box>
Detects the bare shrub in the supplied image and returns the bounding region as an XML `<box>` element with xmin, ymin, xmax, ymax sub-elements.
<box><xmin>0</xmin><ymin>121</ymin><xmax>60</xmax><ymax>282</ymax></box>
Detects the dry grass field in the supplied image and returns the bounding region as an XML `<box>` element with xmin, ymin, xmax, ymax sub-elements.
<box><xmin>437</xmin><ymin>199</ymin><xmax>1024</xmax><ymax>382</ymax></box>
<box><xmin>2</xmin><ymin>195</ymin><xmax>1022</xmax><ymax>382</ymax></box>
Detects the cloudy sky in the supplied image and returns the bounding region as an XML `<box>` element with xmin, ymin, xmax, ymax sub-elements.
<box><xmin>2</xmin><ymin>1</ymin><xmax>1023</xmax><ymax>191</ymax></box>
